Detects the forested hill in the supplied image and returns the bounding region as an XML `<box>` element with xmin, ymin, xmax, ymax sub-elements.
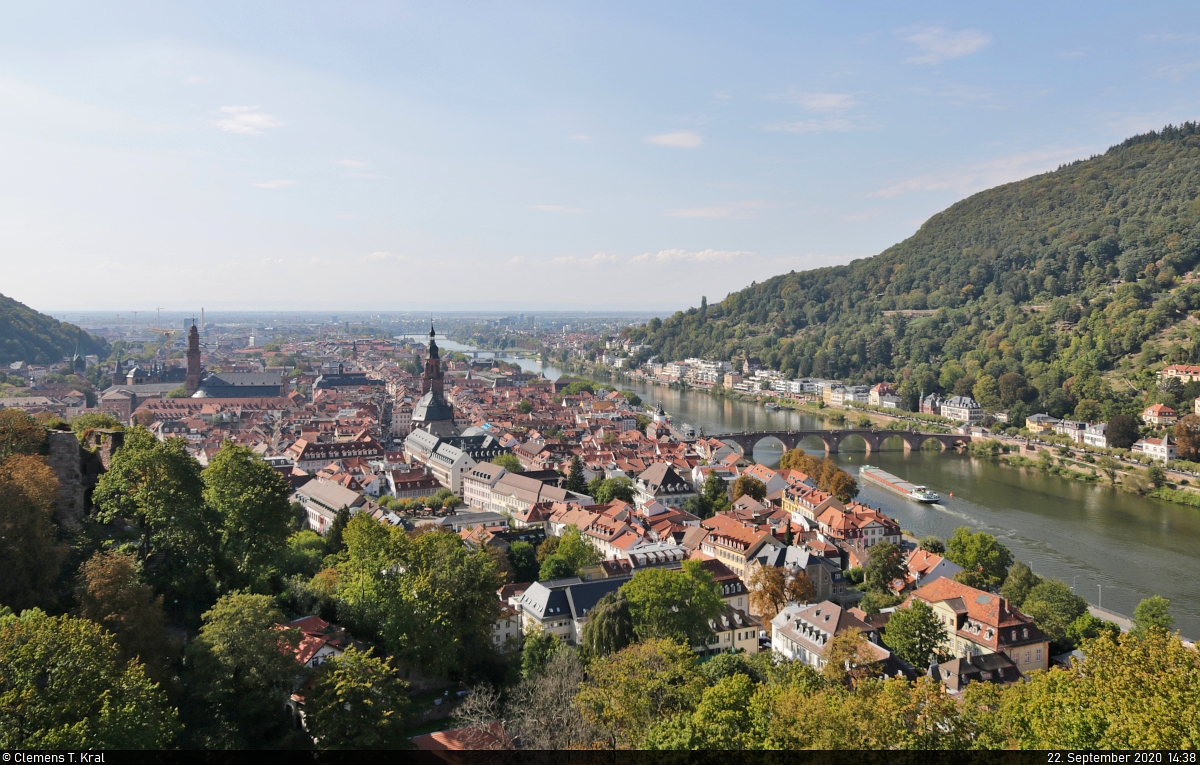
<box><xmin>628</xmin><ymin>123</ymin><xmax>1200</xmax><ymax>419</ymax></box>
<box><xmin>0</xmin><ymin>293</ymin><xmax>106</xmax><ymax>365</ymax></box>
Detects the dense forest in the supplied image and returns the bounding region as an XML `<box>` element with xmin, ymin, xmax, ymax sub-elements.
<box><xmin>630</xmin><ymin>124</ymin><xmax>1200</xmax><ymax>422</ymax></box>
<box><xmin>0</xmin><ymin>292</ymin><xmax>105</xmax><ymax>365</ymax></box>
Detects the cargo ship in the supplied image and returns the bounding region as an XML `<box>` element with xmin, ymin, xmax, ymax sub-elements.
<box><xmin>858</xmin><ymin>465</ymin><xmax>940</xmax><ymax>503</ymax></box>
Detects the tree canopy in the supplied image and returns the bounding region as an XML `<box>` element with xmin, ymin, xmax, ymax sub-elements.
<box><xmin>0</xmin><ymin>609</ymin><xmax>178</xmax><ymax>749</ymax></box>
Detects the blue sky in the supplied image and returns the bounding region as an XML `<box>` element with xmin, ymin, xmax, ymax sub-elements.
<box><xmin>5</xmin><ymin>2</ymin><xmax>1200</xmax><ymax>313</ymax></box>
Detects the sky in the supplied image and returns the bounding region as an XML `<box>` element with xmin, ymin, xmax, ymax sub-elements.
<box><xmin>5</xmin><ymin>2</ymin><xmax>1200</xmax><ymax>313</ymax></box>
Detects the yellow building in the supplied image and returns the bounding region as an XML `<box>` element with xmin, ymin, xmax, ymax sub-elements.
<box><xmin>907</xmin><ymin>577</ymin><xmax>1050</xmax><ymax>676</ymax></box>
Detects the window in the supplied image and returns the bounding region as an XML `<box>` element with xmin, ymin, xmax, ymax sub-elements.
<box><xmin>1035</xmin><ymin>649</ymin><xmax>1042</xmax><ymax>662</ymax></box>
<box><xmin>1025</xmin><ymin>651</ymin><xmax>1031</xmax><ymax>663</ymax></box>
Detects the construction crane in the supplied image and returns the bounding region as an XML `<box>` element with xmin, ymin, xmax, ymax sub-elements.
<box><xmin>146</xmin><ymin>328</ymin><xmax>177</xmax><ymax>345</ymax></box>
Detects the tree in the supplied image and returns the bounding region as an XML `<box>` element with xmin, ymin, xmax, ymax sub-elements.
<box><xmin>507</xmin><ymin>540</ymin><xmax>540</xmax><ymax>582</ymax></box>
<box><xmin>75</xmin><ymin>550</ymin><xmax>175</xmax><ymax>686</ymax></box>
<box><xmin>998</xmin><ymin>372</ymin><xmax>1034</xmax><ymax>407</ymax></box>
<box><xmin>946</xmin><ymin>527</ymin><xmax>1013</xmax><ymax>590</ymax></box>
<box><xmin>304</xmin><ymin>647</ymin><xmax>410</xmax><ymax>749</ymax></box>
<box><xmin>864</xmin><ymin>540</ymin><xmax>906</xmax><ymax>593</ymax></box>
<box><xmin>182</xmin><ymin>592</ymin><xmax>302</xmax><ymax>749</ymax></box>
<box><xmin>1066</xmin><ymin>612</ymin><xmax>1120</xmax><ymax>646</ymax></box>
<box><xmin>0</xmin><ymin>610</ymin><xmax>179</xmax><ymax>749</ymax></box>
<box><xmin>536</xmin><ymin>534</ymin><xmax>559</xmax><ymax>564</ymax></box>
<box><xmin>93</xmin><ymin>429</ymin><xmax>213</xmax><ymax>566</ymax></box>
<box><xmin>581</xmin><ymin>592</ymin><xmax>635</xmax><ymax>658</ymax></box>
<box><xmin>575</xmin><ymin>639</ymin><xmax>705</xmax><ymax>748</ymax></box>
<box><xmin>973</xmin><ymin>374</ymin><xmax>1001</xmax><ymax>409</ymax></box>
<box><xmin>69</xmin><ymin>411</ymin><xmax>122</xmax><ymax>435</ymax></box>
<box><xmin>787</xmin><ymin>569</ymin><xmax>816</xmax><ymax>605</ymax></box>
<box><xmin>731</xmin><ymin>475</ymin><xmax>766</xmax><ymax>502</ymax></box>
<box><xmin>1106</xmin><ymin>414</ymin><xmax>1140</xmax><ymax>450</ymax></box>
<box><xmin>998</xmin><ymin>629</ymin><xmax>1200</xmax><ymax>749</ymax></box>
<box><xmin>645</xmin><ymin>673</ymin><xmax>759</xmax><ymax>750</ymax></box>
<box><xmin>828</xmin><ymin>470</ymin><xmax>859</xmax><ymax>501</ymax></box>
<box><xmin>488</xmin><ymin>545</ymin><xmax>514</xmax><ymax>583</ymax></box>
<box><xmin>517</xmin><ymin>399</ymin><xmax>533</xmax><ymax>414</ymax></box>
<box><xmin>1097</xmin><ymin>455</ymin><xmax>1122</xmax><ymax>484</ymax></box>
<box><xmin>521</xmin><ymin>628</ymin><xmax>561</xmax><ymax>679</ymax></box>
<box><xmin>919</xmin><ymin>536</ymin><xmax>946</xmax><ymax>554</ymax></box>
<box><xmin>621</xmin><ymin>560</ymin><xmax>723</xmax><ymax>646</ymax></box>
<box><xmin>325</xmin><ymin>506</ymin><xmax>351</xmax><ymax>554</ymax></box>
<box><xmin>203</xmin><ymin>443</ymin><xmax>295</xmax><ymax>591</ymax></box>
<box><xmin>883</xmin><ymin>599</ymin><xmax>947</xmax><ymax>669</ymax></box>
<box><xmin>0</xmin><ymin>455</ymin><xmax>66</xmax><ymax>612</ymax></box>
<box><xmin>1000</xmin><ymin>561</ymin><xmax>1042</xmax><ymax>608</ymax></box>
<box><xmin>337</xmin><ymin>522</ymin><xmax>501</xmax><ymax>681</ymax></box>
<box><xmin>588</xmin><ymin>476</ymin><xmax>635</xmax><ymax>504</ymax></box>
<box><xmin>0</xmin><ymin>408</ymin><xmax>47</xmax><ymax>460</ymax></box>
<box><xmin>539</xmin><ymin>553</ymin><xmax>575</xmax><ymax>581</ymax></box>
<box><xmin>1021</xmin><ymin>579</ymin><xmax>1089</xmax><ymax>645</ymax></box>
<box><xmin>491</xmin><ymin>453</ymin><xmax>524</xmax><ymax>473</ymax></box>
<box><xmin>1147</xmin><ymin>464</ymin><xmax>1167</xmax><ymax>488</ymax></box>
<box><xmin>283</xmin><ymin>530</ymin><xmax>327</xmax><ymax>577</ymax></box>
<box><xmin>1175</xmin><ymin>415</ymin><xmax>1200</xmax><ymax>461</ymax></box>
<box><xmin>1132</xmin><ymin>595</ymin><xmax>1174</xmax><ymax>635</ymax></box>
<box><xmin>748</xmin><ymin>564</ymin><xmax>789</xmax><ymax>620</ymax></box>
<box><xmin>558</xmin><ymin>525</ymin><xmax>602</xmax><ymax>570</ymax></box>
<box><xmin>564</xmin><ymin>455</ymin><xmax>587</xmax><ymax>493</ymax></box>
<box><xmin>822</xmin><ymin>627</ymin><xmax>877</xmax><ymax>687</ymax></box>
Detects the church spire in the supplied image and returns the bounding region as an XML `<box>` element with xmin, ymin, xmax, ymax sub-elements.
<box><xmin>427</xmin><ymin>320</ymin><xmax>439</xmax><ymax>360</ymax></box>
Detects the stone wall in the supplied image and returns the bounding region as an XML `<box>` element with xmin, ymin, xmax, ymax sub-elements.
<box><xmin>46</xmin><ymin>430</ymin><xmax>86</xmax><ymax>532</ymax></box>
<box><xmin>44</xmin><ymin>428</ymin><xmax>124</xmax><ymax>533</ymax></box>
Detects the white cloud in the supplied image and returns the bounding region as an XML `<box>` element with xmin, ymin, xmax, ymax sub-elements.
<box><xmin>630</xmin><ymin>249</ymin><xmax>755</xmax><ymax>264</ymax></box>
<box><xmin>1155</xmin><ymin>59</ymin><xmax>1200</xmax><ymax>80</ymax></box>
<box><xmin>867</xmin><ymin>147</ymin><xmax>1084</xmax><ymax>198</ymax></box>
<box><xmin>182</xmin><ymin>76</ymin><xmax>207</xmax><ymax>85</ymax></box>
<box><xmin>335</xmin><ymin>159</ymin><xmax>369</xmax><ymax>168</ymax></box>
<box><xmin>344</xmin><ymin>173</ymin><xmax>390</xmax><ymax>179</ymax></box>
<box><xmin>551</xmin><ymin>253</ymin><xmax>619</xmax><ymax>267</ymax></box>
<box><xmin>570</xmin><ymin>134</ymin><xmax>591</xmax><ymax>143</ymax></box>
<box><xmin>528</xmin><ymin>205</ymin><xmax>590</xmax><ymax>214</ymax></box>
<box><xmin>211</xmin><ymin>105</ymin><xmax>284</xmax><ymax>135</ymax></box>
<box><xmin>763</xmin><ymin>118</ymin><xmax>853</xmax><ymax>134</ymax></box>
<box><xmin>901</xmin><ymin>26</ymin><xmax>992</xmax><ymax>65</ymax></box>
<box><xmin>664</xmin><ymin>200</ymin><xmax>766</xmax><ymax>220</ymax></box>
<box><xmin>252</xmin><ymin>179</ymin><xmax>297</xmax><ymax>189</ymax></box>
<box><xmin>713</xmin><ymin>90</ymin><xmax>732</xmax><ymax>100</ymax></box>
<box><xmin>772</xmin><ymin>91</ymin><xmax>858</xmax><ymax>113</ymax></box>
<box><xmin>646</xmin><ymin>130</ymin><xmax>703</xmax><ymax>148</ymax></box>
<box><xmin>337</xmin><ymin>214</ymin><xmax>360</xmax><ymax>219</ymax></box>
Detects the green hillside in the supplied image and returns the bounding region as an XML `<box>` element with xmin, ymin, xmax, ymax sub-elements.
<box><xmin>0</xmin><ymin>293</ymin><xmax>106</xmax><ymax>365</ymax></box>
<box><xmin>630</xmin><ymin>123</ymin><xmax>1200</xmax><ymax>422</ymax></box>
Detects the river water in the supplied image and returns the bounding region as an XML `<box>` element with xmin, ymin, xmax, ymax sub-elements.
<box><xmin>412</xmin><ymin>336</ymin><xmax>1200</xmax><ymax>637</ymax></box>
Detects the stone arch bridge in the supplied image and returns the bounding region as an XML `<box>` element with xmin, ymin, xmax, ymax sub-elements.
<box><xmin>714</xmin><ymin>429</ymin><xmax>969</xmax><ymax>456</ymax></box>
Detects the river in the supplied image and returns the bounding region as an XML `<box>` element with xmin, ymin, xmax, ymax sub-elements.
<box><xmin>408</xmin><ymin>336</ymin><xmax>1200</xmax><ymax>637</ymax></box>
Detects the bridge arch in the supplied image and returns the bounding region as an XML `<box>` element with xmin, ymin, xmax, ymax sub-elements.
<box><xmin>830</xmin><ymin>431</ymin><xmax>872</xmax><ymax>455</ymax></box>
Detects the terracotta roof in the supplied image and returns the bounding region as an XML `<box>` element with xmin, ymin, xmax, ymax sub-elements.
<box><xmin>411</xmin><ymin>722</ymin><xmax>510</xmax><ymax>751</ymax></box>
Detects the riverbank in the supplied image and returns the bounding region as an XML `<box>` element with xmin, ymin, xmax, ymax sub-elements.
<box><xmin>560</xmin><ymin>358</ymin><xmax>1200</xmax><ymax>512</ymax></box>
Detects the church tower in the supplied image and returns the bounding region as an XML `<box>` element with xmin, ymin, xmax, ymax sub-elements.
<box><xmin>186</xmin><ymin>322</ymin><xmax>202</xmax><ymax>395</ymax></box>
<box><xmin>421</xmin><ymin>322</ymin><xmax>444</xmax><ymax>397</ymax></box>
<box><xmin>409</xmin><ymin>322</ymin><xmax>457</xmax><ymax>437</ymax></box>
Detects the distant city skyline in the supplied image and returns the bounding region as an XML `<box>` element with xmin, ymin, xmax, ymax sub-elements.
<box><xmin>5</xmin><ymin>2</ymin><xmax>1200</xmax><ymax>312</ymax></box>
